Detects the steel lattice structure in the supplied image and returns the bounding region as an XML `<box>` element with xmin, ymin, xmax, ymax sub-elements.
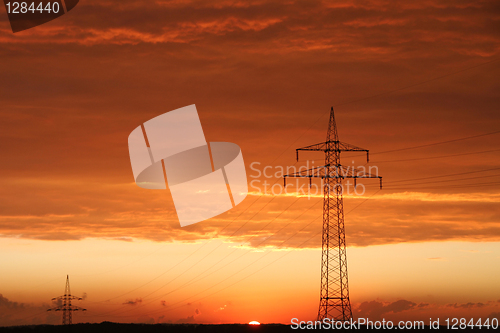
<box><xmin>284</xmin><ymin>107</ymin><xmax>382</xmax><ymax>321</ymax></box>
<box><xmin>48</xmin><ymin>275</ymin><xmax>86</xmax><ymax>325</ymax></box>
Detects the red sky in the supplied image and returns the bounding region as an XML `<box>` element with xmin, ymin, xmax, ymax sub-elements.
<box><xmin>1</xmin><ymin>0</ymin><xmax>499</xmax><ymax>326</ymax></box>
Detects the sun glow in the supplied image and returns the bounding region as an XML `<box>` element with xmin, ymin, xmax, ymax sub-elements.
<box><xmin>249</xmin><ymin>321</ymin><xmax>261</xmax><ymax>325</ymax></box>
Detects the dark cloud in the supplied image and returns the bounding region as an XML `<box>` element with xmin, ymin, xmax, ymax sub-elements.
<box><xmin>176</xmin><ymin>315</ymin><xmax>195</xmax><ymax>323</ymax></box>
<box><xmin>0</xmin><ymin>294</ymin><xmax>25</xmax><ymax>310</ymax></box>
<box><xmin>354</xmin><ymin>300</ymin><xmax>417</xmax><ymax>320</ymax></box>
<box><xmin>352</xmin><ymin>299</ymin><xmax>500</xmax><ymax>323</ymax></box>
<box><xmin>122</xmin><ymin>298</ymin><xmax>142</xmax><ymax>306</ymax></box>
<box><xmin>447</xmin><ymin>302</ymin><xmax>486</xmax><ymax>309</ymax></box>
<box><xmin>175</xmin><ymin>306</ymin><xmax>201</xmax><ymax>323</ymax></box>
<box><xmin>488</xmin><ymin>312</ymin><xmax>500</xmax><ymax>319</ymax></box>
<box><xmin>0</xmin><ymin>294</ymin><xmax>55</xmax><ymax>326</ymax></box>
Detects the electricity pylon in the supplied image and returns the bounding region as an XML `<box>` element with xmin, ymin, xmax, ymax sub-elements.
<box><xmin>284</xmin><ymin>107</ymin><xmax>382</xmax><ymax>321</ymax></box>
<box><xmin>48</xmin><ymin>275</ymin><xmax>86</xmax><ymax>325</ymax></box>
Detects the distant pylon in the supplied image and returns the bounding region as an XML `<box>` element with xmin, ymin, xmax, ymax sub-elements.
<box><xmin>284</xmin><ymin>107</ymin><xmax>382</xmax><ymax>321</ymax></box>
<box><xmin>48</xmin><ymin>275</ymin><xmax>86</xmax><ymax>325</ymax></box>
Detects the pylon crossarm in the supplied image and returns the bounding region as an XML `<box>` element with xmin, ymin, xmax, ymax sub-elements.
<box><xmin>297</xmin><ymin>141</ymin><xmax>329</xmax><ymax>152</ymax></box>
<box><xmin>284</xmin><ymin>165</ymin><xmax>327</xmax><ymax>178</ymax></box>
<box><xmin>338</xmin><ymin>142</ymin><xmax>370</xmax><ymax>162</ymax></box>
<box><xmin>296</xmin><ymin>141</ymin><xmax>369</xmax><ymax>162</ymax></box>
<box><xmin>340</xmin><ymin>166</ymin><xmax>380</xmax><ymax>178</ymax></box>
<box><xmin>285</xmin><ymin>165</ymin><xmax>379</xmax><ymax>178</ymax></box>
<box><xmin>338</xmin><ymin>141</ymin><xmax>367</xmax><ymax>152</ymax></box>
<box><xmin>340</xmin><ymin>166</ymin><xmax>382</xmax><ymax>188</ymax></box>
<box><xmin>71</xmin><ymin>308</ymin><xmax>86</xmax><ymax>311</ymax></box>
<box><xmin>284</xmin><ymin>165</ymin><xmax>382</xmax><ymax>188</ymax></box>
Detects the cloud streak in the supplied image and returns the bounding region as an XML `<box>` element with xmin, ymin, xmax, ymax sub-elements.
<box><xmin>1</xmin><ymin>176</ymin><xmax>500</xmax><ymax>248</ymax></box>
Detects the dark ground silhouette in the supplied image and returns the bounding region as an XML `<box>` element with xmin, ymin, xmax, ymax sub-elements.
<box><xmin>0</xmin><ymin>322</ymin><xmax>490</xmax><ymax>332</ymax></box>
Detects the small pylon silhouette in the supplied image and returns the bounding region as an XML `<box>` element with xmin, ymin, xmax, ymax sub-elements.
<box><xmin>48</xmin><ymin>275</ymin><xmax>86</xmax><ymax>325</ymax></box>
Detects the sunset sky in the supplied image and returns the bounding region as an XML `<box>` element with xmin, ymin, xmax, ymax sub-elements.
<box><xmin>1</xmin><ymin>0</ymin><xmax>500</xmax><ymax>326</ymax></box>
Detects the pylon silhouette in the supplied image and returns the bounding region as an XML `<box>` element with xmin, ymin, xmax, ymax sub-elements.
<box><xmin>48</xmin><ymin>275</ymin><xmax>86</xmax><ymax>325</ymax></box>
<box><xmin>284</xmin><ymin>107</ymin><xmax>382</xmax><ymax>321</ymax></box>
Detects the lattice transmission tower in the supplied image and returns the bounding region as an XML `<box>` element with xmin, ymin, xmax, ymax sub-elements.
<box><xmin>284</xmin><ymin>107</ymin><xmax>382</xmax><ymax>321</ymax></box>
<box><xmin>48</xmin><ymin>275</ymin><xmax>86</xmax><ymax>325</ymax></box>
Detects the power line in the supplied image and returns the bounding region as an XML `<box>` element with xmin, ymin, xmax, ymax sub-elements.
<box><xmin>382</xmin><ymin>167</ymin><xmax>500</xmax><ymax>184</ymax></box>
<box><xmin>121</xmin><ymin>197</ymin><xmax>303</xmax><ymax>307</ymax></box>
<box><xmin>136</xmin><ymin>198</ymin><xmax>321</xmax><ymax>302</ymax></box>
<box><xmin>94</xmin><ymin>193</ymin><xmax>302</xmax><ymax>315</ymax></box>
<box><xmin>310</xmin><ymin>134</ymin><xmax>500</xmax><ymax>162</ymax></box>
<box><xmin>94</xmin><ymin>195</ymin><xmax>312</xmax><ymax>317</ymax></box>
<box><xmin>380</xmin><ymin>173</ymin><xmax>500</xmax><ymax>187</ymax></box>
<box><xmin>281</xmin><ymin>57</ymin><xmax>500</xmax><ymax>164</ymax></box>
<box><xmin>381</xmin><ymin>181</ymin><xmax>500</xmax><ymax>190</ymax></box>
<box><xmin>362</xmin><ymin>172</ymin><xmax>500</xmax><ymax>189</ymax></box>
<box><xmin>369</xmin><ymin>131</ymin><xmax>500</xmax><ymax>156</ymax></box>
<box><xmin>142</xmin><ymin>190</ymin><xmax>381</xmax><ymax>317</ymax></box>
<box><xmin>369</xmin><ymin>148</ymin><xmax>500</xmax><ymax>163</ymax></box>
<box><xmin>93</xmin><ymin>170</ymin><xmax>295</xmax><ymax>304</ymax></box>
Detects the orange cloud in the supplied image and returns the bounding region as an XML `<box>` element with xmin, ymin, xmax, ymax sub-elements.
<box><xmin>0</xmin><ymin>0</ymin><xmax>498</xmax><ymax>249</ymax></box>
